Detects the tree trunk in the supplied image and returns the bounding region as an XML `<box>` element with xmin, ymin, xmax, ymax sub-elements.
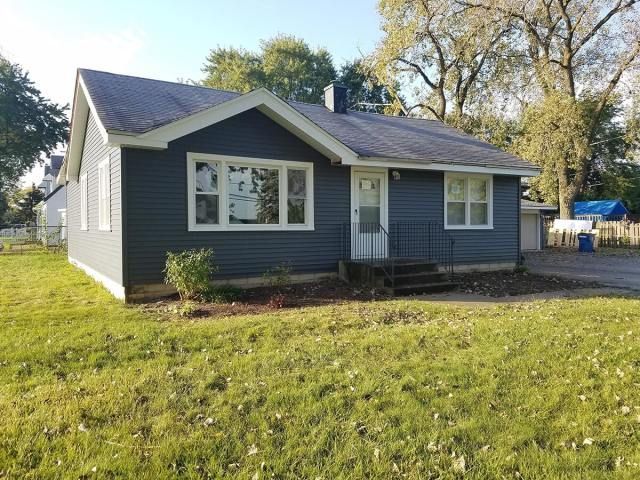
<box><xmin>558</xmin><ymin>189</ymin><xmax>576</xmax><ymax>219</ymax></box>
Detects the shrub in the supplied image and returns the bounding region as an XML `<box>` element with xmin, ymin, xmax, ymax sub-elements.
<box><xmin>263</xmin><ymin>262</ymin><xmax>292</xmax><ymax>291</ymax></box>
<box><xmin>202</xmin><ymin>284</ymin><xmax>243</xmax><ymax>304</ymax></box>
<box><xmin>164</xmin><ymin>249</ymin><xmax>217</xmax><ymax>300</ymax></box>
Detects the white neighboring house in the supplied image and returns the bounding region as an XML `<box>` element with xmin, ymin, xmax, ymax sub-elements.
<box><xmin>521</xmin><ymin>200</ymin><xmax>556</xmax><ymax>251</ymax></box>
<box><xmin>36</xmin><ymin>155</ymin><xmax>67</xmax><ymax>244</ymax></box>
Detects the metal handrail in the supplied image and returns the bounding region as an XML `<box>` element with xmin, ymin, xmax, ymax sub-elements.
<box><xmin>342</xmin><ymin>221</ymin><xmax>455</xmax><ymax>281</ymax></box>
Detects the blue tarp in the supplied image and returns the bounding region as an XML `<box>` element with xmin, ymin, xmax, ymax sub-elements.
<box><xmin>574</xmin><ymin>200</ymin><xmax>629</xmax><ymax>216</ymax></box>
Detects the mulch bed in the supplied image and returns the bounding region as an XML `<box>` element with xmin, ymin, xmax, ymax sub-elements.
<box><xmin>142</xmin><ymin>280</ymin><xmax>390</xmax><ymax>319</ymax></box>
<box><xmin>143</xmin><ymin>270</ymin><xmax>603</xmax><ymax>319</ymax></box>
<box><xmin>454</xmin><ymin>270</ymin><xmax>601</xmax><ymax>297</ymax></box>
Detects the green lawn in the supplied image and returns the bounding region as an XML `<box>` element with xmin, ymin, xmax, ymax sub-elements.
<box><xmin>1</xmin><ymin>254</ymin><xmax>639</xmax><ymax>479</ymax></box>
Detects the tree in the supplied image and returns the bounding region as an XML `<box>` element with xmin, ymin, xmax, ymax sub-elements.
<box><xmin>202</xmin><ymin>35</ymin><xmax>336</xmax><ymax>104</ymax></box>
<box><xmin>370</xmin><ymin>0</ymin><xmax>512</xmax><ymax>121</ymax></box>
<box><xmin>0</xmin><ymin>55</ymin><xmax>69</xmax><ymax>190</ymax></box>
<box><xmin>5</xmin><ymin>184</ymin><xmax>44</xmax><ymax>224</ymax></box>
<box><xmin>337</xmin><ymin>60</ymin><xmax>403</xmax><ymax>114</ymax></box>
<box><xmin>463</xmin><ymin>0</ymin><xmax>640</xmax><ymax>217</ymax></box>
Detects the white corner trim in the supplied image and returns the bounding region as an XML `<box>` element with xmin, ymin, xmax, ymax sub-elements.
<box><xmin>347</xmin><ymin>156</ymin><xmax>540</xmax><ymax>177</ymax></box>
<box><xmin>68</xmin><ymin>256</ymin><xmax>126</xmax><ymax>300</ymax></box>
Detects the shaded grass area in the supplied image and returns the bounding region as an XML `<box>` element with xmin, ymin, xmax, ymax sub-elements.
<box><xmin>1</xmin><ymin>254</ymin><xmax>639</xmax><ymax>479</ymax></box>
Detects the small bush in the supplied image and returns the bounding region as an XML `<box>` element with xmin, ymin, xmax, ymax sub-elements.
<box><xmin>513</xmin><ymin>264</ymin><xmax>529</xmax><ymax>274</ymax></box>
<box><xmin>164</xmin><ymin>249</ymin><xmax>217</xmax><ymax>300</ymax></box>
<box><xmin>177</xmin><ymin>300</ymin><xmax>198</xmax><ymax>318</ymax></box>
<box><xmin>202</xmin><ymin>284</ymin><xmax>243</xmax><ymax>304</ymax></box>
<box><xmin>263</xmin><ymin>262</ymin><xmax>292</xmax><ymax>291</ymax></box>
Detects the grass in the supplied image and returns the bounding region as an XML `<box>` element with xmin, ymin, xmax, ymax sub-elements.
<box><xmin>1</xmin><ymin>254</ymin><xmax>639</xmax><ymax>479</ymax></box>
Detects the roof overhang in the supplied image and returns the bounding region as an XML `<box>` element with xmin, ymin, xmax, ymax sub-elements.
<box><xmin>522</xmin><ymin>205</ymin><xmax>557</xmax><ymax>211</ymax></box>
<box><xmin>348</xmin><ymin>156</ymin><xmax>540</xmax><ymax>177</ymax></box>
<box><xmin>59</xmin><ymin>79</ymin><xmax>360</xmax><ymax>183</ymax></box>
<box><xmin>59</xmin><ymin>70</ymin><xmax>539</xmax><ymax>180</ymax></box>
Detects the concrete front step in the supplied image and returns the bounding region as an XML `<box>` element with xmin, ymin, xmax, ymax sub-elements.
<box><xmin>388</xmin><ymin>281</ymin><xmax>459</xmax><ymax>296</ymax></box>
<box><xmin>374</xmin><ymin>261</ymin><xmax>439</xmax><ymax>276</ymax></box>
<box><xmin>384</xmin><ymin>271</ymin><xmax>449</xmax><ymax>287</ymax></box>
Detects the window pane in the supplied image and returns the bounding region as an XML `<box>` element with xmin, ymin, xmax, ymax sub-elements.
<box><xmin>195</xmin><ymin>162</ymin><xmax>218</xmax><ymax>193</ymax></box>
<box><xmin>228</xmin><ymin>166</ymin><xmax>279</xmax><ymax>224</ymax></box>
<box><xmin>288</xmin><ymin>198</ymin><xmax>306</xmax><ymax>224</ymax></box>
<box><xmin>359</xmin><ymin>177</ymin><xmax>380</xmax><ymax>205</ymax></box>
<box><xmin>360</xmin><ymin>205</ymin><xmax>380</xmax><ymax>224</ymax></box>
<box><xmin>288</xmin><ymin>169</ymin><xmax>306</xmax><ymax>198</ymax></box>
<box><xmin>447</xmin><ymin>178</ymin><xmax>465</xmax><ymax>201</ymax></box>
<box><xmin>195</xmin><ymin>194</ymin><xmax>219</xmax><ymax>224</ymax></box>
<box><xmin>469</xmin><ymin>178</ymin><xmax>487</xmax><ymax>202</ymax></box>
<box><xmin>470</xmin><ymin>203</ymin><xmax>488</xmax><ymax>225</ymax></box>
<box><xmin>447</xmin><ymin>202</ymin><xmax>465</xmax><ymax>225</ymax></box>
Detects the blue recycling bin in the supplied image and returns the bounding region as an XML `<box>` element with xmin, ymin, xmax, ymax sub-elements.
<box><xmin>577</xmin><ymin>233</ymin><xmax>595</xmax><ymax>253</ymax></box>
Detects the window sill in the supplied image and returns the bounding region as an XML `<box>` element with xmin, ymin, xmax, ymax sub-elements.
<box><xmin>445</xmin><ymin>225</ymin><xmax>494</xmax><ymax>230</ymax></box>
<box><xmin>188</xmin><ymin>224</ymin><xmax>315</xmax><ymax>232</ymax></box>
<box><xmin>98</xmin><ymin>227</ymin><xmax>112</xmax><ymax>232</ymax></box>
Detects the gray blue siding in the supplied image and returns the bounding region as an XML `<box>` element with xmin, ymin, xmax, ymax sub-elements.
<box><xmin>122</xmin><ymin>109</ymin><xmax>519</xmax><ymax>289</ymax></box>
<box><xmin>67</xmin><ymin>112</ymin><xmax>123</xmax><ymax>284</ymax></box>
<box><xmin>389</xmin><ymin>170</ymin><xmax>519</xmax><ymax>265</ymax></box>
<box><xmin>124</xmin><ymin>109</ymin><xmax>350</xmax><ymax>286</ymax></box>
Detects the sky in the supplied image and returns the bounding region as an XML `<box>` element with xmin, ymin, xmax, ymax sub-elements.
<box><xmin>0</xmin><ymin>0</ymin><xmax>382</xmax><ymax>186</ymax></box>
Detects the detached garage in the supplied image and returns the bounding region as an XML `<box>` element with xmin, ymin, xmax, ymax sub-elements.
<box><xmin>521</xmin><ymin>200</ymin><xmax>556</xmax><ymax>251</ymax></box>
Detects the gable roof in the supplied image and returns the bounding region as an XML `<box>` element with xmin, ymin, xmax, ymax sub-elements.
<box><xmin>574</xmin><ymin>200</ymin><xmax>628</xmax><ymax>216</ymax></box>
<box><xmin>61</xmin><ymin>69</ymin><xmax>540</xmax><ymax>181</ymax></box>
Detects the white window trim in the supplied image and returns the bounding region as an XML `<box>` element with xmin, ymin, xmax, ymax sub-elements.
<box><xmin>187</xmin><ymin>153</ymin><xmax>315</xmax><ymax>232</ymax></box>
<box><xmin>80</xmin><ymin>173</ymin><xmax>88</xmax><ymax>231</ymax></box>
<box><xmin>97</xmin><ymin>157</ymin><xmax>111</xmax><ymax>231</ymax></box>
<box><xmin>444</xmin><ymin>172</ymin><xmax>493</xmax><ymax>230</ymax></box>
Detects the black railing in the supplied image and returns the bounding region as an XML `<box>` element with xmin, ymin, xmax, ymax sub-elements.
<box><xmin>341</xmin><ymin>222</ymin><xmax>397</xmax><ymax>285</ymax></box>
<box><xmin>341</xmin><ymin>222</ymin><xmax>455</xmax><ymax>282</ymax></box>
<box><xmin>389</xmin><ymin>222</ymin><xmax>455</xmax><ymax>275</ymax></box>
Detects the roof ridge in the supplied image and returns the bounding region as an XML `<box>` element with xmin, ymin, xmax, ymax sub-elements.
<box><xmin>78</xmin><ymin>68</ymin><xmax>242</xmax><ymax>96</ymax></box>
<box><xmin>288</xmin><ymin>98</ymin><xmax>444</xmax><ymax>123</ymax></box>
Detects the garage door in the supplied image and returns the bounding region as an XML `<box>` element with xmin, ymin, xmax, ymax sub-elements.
<box><xmin>521</xmin><ymin>213</ymin><xmax>539</xmax><ymax>250</ymax></box>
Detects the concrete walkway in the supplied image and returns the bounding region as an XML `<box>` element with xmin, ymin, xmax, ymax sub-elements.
<box><xmin>415</xmin><ymin>287</ymin><xmax>636</xmax><ymax>307</ymax></box>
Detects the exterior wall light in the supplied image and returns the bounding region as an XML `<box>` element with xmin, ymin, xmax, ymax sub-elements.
<box><xmin>392</xmin><ymin>170</ymin><xmax>401</xmax><ymax>181</ymax></box>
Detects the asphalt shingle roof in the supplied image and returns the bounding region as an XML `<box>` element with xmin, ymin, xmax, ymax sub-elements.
<box><xmin>79</xmin><ymin>69</ymin><xmax>537</xmax><ymax>171</ymax></box>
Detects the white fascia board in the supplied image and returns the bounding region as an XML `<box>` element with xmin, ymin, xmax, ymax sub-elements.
<box><xmin>106</xmin><ymin>133</ymin><xmax>167</xmax><ymax>149</ymax></box>
<box><xmin>78</xmin><ymin>76</ymin><xmax>109</xmax><ymax>142</ymax></box>
<box><xmin>139</xmin><ymin>88</ymin><xmax>358</xmax><ymax>163</ymax></box>
<box><xmin>521</xmin><ymin>206</ymin><xmax>557</xmax><ymax>211</ymax></box>
<box><xmin>347</xmin><ymin>156</ymin><xmax>540</xmax><ymax>177</ymax></box>
<box><xmin>64</xmin><ymin>73</ymin><xmax>111</xmax><ymax>182</ymax></box>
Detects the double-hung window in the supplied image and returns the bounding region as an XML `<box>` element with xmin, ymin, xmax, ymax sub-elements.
<box><xmin>187</xmin><ymin>153</ymin><xmax>314</xmax><ymax>231</ymax></box>
<box><xmin>445</xmin><ymin>173</ymin><xmax>493</xmax><ymax>229</ymax></box>
<box><xmin>97</xmin><ymin>158</ymin><xmax>111</xmax><ymax>231</ymax></box>
<box><xmin>80</xmin><ymin>173</ymin><xmax>88</xmax><ymax>231</ymax></box>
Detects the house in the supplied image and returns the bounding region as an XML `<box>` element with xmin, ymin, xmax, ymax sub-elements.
<box><xmin>36</xmin><ymin>155</ymin><xmax>67</xmax><ymax>244</ymax></box>
<box><xmin>57</xmin><ymin>69</ymin><xmax>539</xmax><ymax>301</ymax></box>
<box><xmin>38</xmin><ymin>155</ymin><xmax>64</xmax><ymax>196</ymax></box>
<box><xmin>574</xmin><ymin>199</ymin><xmax>629</xmax><ymax>221</ymax></box>
<box><xmin>520</xmin><ymin>200</ymin><xmax>556</xmax><ymax>251</ymax></box>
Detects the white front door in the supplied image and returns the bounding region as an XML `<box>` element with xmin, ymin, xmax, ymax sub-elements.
<box><xmin>351</xmin><ymin>169</ymin><xmax>388</xmax><ymax>259</ymax></box>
